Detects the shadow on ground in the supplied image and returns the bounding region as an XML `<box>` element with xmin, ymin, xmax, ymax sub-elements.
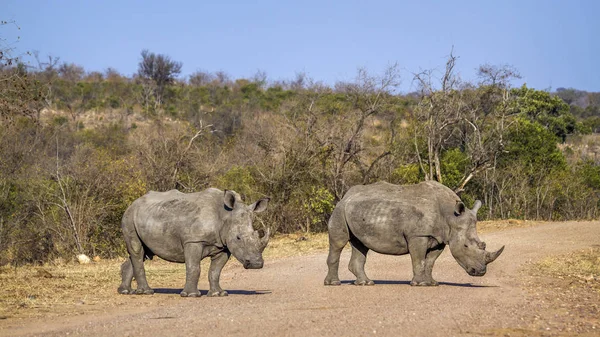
<box><xmin>339</xmin><ymin>280</ymin><xmax>495</xmax><ymax>288</ymax></box>
<box><xmin>152</xmin><ymin>288</ymin><xmax>273</xmax><ymax>295</ymax></box>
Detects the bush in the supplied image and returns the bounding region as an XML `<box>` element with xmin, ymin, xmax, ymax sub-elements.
<box><xmin>302</xmin><ymin>186</ymin><xmax>335</xmax><ymax>232</ymax></box>
<box><xmin>390</xmin><ymin>164</ymin><xmax>421</xmax><ymax>185</ymax></box>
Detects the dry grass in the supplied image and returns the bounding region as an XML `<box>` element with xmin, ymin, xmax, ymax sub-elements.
<box><xmin>0</xmin><ymin>220</ymin><xmax>547</xmax><ymax>320</ymax></box>
<box><xmin>533</xmin><ymin>247</ymin><xmax>600</xmax><ymax>290</ymax></box>
<box><xmin>263</xmin><ymin>232</ymin><xmax>330</xmax><ymax>259</ymax></box>
<box><xmin>0</xmin><ymin>233</ymin><xmax>331</xmax><ymax>320</ymax></box>
<box><xmin>477</xmin><ymin>219</ymin><xmax>546</xmax><ymax>234</ymax></box>
<box><xmin>518</xmin><ymin>247</ymin><xmax>600</xmax><ymax>335</ymax></box>
<box><xmin>0</xmin><ymin>259</ymin><xmax>188</xmax><ymax>320</ymax></box>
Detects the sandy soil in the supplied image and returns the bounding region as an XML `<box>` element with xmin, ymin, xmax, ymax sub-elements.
<box><xmin>0</xmin><ymin>221</ymin><xmax>598</xmax><ymax>337</ymax></box>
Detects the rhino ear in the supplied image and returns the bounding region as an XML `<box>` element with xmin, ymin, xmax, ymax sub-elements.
<box><xmin>224</xmin><ymin>190</ymin><xmax>236</xmax><ymax>210</ymax></box>
<box><xmin>454</xmin><ymin>201</ymin><xmax>466</xmax><ymax>216</ymax></box>
<box><xmin>250</xmin><ymin>198</ymin><xmax>270</xmax><ymax>213</ymax></box>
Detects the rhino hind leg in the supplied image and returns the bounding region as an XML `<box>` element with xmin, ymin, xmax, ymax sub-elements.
<box><xmin>408</xmin><ymin>237</ymin><xmax>443</xmax><ymax>286</ymax></box>
<box><xmin>130</xmin><ymin>250</ymin><xmax>154</xmax><ymax>295</ymax></box>
<box><xmin>348</xmin><ymin>239</ymin><xmax>374</xmax><ymax>286</ymax></box>
<box><xmin>119</xmin><ymin>220</ymin><xmax>154</xmax><ymax>295</ymax></box>
<box><xmin>324</xmin><ymin>244</ymin><xmax>345</xmax><ymax>286</ymax></box>
<box><xmin>117</xmin><ymin>259</ymin><xmax>134</xmax><ymax>294</ymax></box>
<box><xmin>324</xmin><ymin>207</ymin><xmax>349</xmax><ymax>286</ymax></box>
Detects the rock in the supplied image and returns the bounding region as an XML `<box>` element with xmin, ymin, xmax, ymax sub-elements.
<box><xmin>93</xmin><ymin>255</ymin><xmax>101</xmax><ymax>262</ymax></box>
<box><xmin>77</xmin><ymin>254</ymin><xmax>91</xmax><ymax>264</ymax></box>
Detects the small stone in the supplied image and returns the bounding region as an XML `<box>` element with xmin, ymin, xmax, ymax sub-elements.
<box><xmin>77</xmin><ymin>254</ymin><xmax>91</xmax><ymax>264</ymax></box>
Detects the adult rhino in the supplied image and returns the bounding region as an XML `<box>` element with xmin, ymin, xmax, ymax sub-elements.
<box><xmin>324</xmin><ymin>181</ymin><xmax>504</xmax><ymax>286</ymax></box>
<box><xmin>118</xmin><ymin>188</ymin><xmax>270</xmax><ymax>297</ymax></box>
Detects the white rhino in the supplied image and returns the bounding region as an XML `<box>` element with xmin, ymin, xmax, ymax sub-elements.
<box><xmin>324</xmin><ymin>181</ymin><xmax>504</xmax><ymax>286</ymax></box>
<box><xmin>118</xmin><ymin>188</ymin><xmax>269</xmax><ymax>297</ymax></box>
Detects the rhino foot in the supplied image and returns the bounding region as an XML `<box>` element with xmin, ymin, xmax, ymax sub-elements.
<box><xmin>324</xmin><ymin>278</ymin><xmax>342</xmax><ymax>286</ymax></box>
<box><xmin>180</xmin><ymin>290</ymin><xmax>201</xmax><ymax>297</ymax></box>
<box><xmin>135</xmin><ymin>288</ymin><xmax>155</xmax><ymax>295</ymax></box>
<box><xmin>410</xmin><ymin>280</ymin><xmax>438</xmax><ymax>286</ymax></box>
<box><xmin>117</xmin><ymin>286</ymin><xmax>133</xmax><ymax>295</ymax></box>
<box><xmin>207</xmin><ymin>290</ymin><xmax>228</xmax><ymax>297</ymax></box>
<box><xmin>354</xmin><ymin>279</ymin><xmax>375</xmax><ymax>286</ymax></box>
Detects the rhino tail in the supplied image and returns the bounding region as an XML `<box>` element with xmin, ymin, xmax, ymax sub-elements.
<box><xmin>141</xmin><ymin>241</ymin><xmax>155</xmax><ymax>261</ymax></box>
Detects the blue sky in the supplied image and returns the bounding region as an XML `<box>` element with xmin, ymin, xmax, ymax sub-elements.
<box><xmin>3</xmin><ymin>0</ymin><xmax>599</xmax><ymax>92</ymax></box>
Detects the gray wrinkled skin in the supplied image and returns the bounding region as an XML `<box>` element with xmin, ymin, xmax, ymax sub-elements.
<box><xmin>324</xmin><ymin>181</ymin><xmax>504</xmax><ymax>287</ymax></box>
<box><xmin>118</xmin><ymin>188</ymin><xmax>270</xmax><ymax>297</ymax></box>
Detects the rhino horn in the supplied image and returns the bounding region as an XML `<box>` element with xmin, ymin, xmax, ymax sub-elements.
<box><xmin>260</xmin><ymin>227</ymin><xmax>270</xmax><ymax>250</ymax></box>
<box><xmin>485</xmin><ymin>245</ymin><xmax>505</xmax><ymax>264</ymax></box>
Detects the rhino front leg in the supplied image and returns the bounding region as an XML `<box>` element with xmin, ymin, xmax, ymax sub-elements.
<box><xmin>181</xmin><ymin>243</ymin><xmax>203</xmax><ymax>297</ymax></box>
<box><xmin>422</xmin><ymin>242</ymin><xmax>445</xmax><ymax>286</ymax></box>
<box><xmin>408</xmin><ymin>237</ymin><xmax>440</xmax><ymax>286</ymax></box>
<box><xmin>207</xmin><ymin>251</ymin><xmax>231</xmax><ymax>297</ymax></box>
<box><xmin>348</xmin><ymin>239</ymin><xmax>374</xmax><ymax>286</ymax></box>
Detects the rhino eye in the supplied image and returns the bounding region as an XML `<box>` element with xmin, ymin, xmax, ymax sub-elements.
<box><xmin>236</xmin><ymin>235</ymin><xmax>241</xmax><ymax>241</ymax></box>
<box><xmin>464</xmin><ymin>244</ymin><xmax>468</xmax><ymax>248</ymax></box>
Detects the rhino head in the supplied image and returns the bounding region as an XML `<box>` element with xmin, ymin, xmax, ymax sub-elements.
<box><xmin>222</xmin><ymin>190</ymin><xmax>270</xmax><ymax>269</ymax></box>
<box><xmin>448</xmin><ymin>200</ymin><xmax>505</xmax><ymax>277</ymax></box>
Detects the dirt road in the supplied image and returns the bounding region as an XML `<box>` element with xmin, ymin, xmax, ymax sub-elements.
<box><xmin>1</xmin><ymin>221</ymin><xmax>599</xmax><ymax>336</ymax></box>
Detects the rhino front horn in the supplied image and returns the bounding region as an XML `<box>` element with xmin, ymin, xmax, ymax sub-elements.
<box><xmin>485</xmin><ymin>246</ymin><xmax>505</xmax><ymax>264</ymax></box>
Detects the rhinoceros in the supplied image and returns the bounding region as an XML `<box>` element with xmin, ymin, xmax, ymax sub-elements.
<box><xmin>324</xmin><ymin>181</ymin><xmax>504</xmax><ymax>286</ymax></box>
<box><xmin>118</xmin><ymin>188</ymin><xmax>270</xmax><ymax>297</ymax></box>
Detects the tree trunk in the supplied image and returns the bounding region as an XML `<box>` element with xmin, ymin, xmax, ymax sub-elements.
<box><xmin>434</xmin><ymin>150</ymin><xmax>442</xmax><ymax>184</ymax></box>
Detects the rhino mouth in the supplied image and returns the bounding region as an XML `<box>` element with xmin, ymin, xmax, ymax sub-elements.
<box><xmin>467</xmin><ymin>267</ymin><xmax>486</xmax><ymax>277</ymax></box>
<box><xmin>243</xmin><ymin>260</ymin><xmax>264</xmax><ymax>269</ymax></box>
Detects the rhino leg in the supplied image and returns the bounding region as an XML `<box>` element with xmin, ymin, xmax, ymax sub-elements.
<box><xmin>180</xmin><ymin>242</ymin><xmax>203</xmax><ymax>297</ymax></box>
<box><xmin>408</xmin><ymin>237</ymin><xmax>442</xmax><ymax>286</ymax></box>
<box><xmin>117</xmin><ymin>259</ymin><xmax>134</xmax><ymax>294</ymax></box>
<box><xmin>207</xmin><ymin>251</ymin><xmax>230</xmax><ymax>297</ymax></box>
<box><xmin>325</xmin><ymin>243</ymin><xmax>345</xmax><ymax>286</ymax></box>
<box><xmin>324</xmin><ymin>207</ymin><xmax>349</xmax><ymax>286</ymax></box>
<box><xmin>125</xmin><ymin>237</ymin><xmax>154</xmax><ymax>295</ymax></box>
<box><xmin>422</xmin><ymin>242</ymin><xmax>445</xmax><ymax>286</ymax></box>
<box><xmin>349</xmin><ymin>239</ymin><xmax>374</xmax><ymax>286</ymax></box>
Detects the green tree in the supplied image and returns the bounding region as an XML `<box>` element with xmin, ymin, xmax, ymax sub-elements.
<box><xmin>500</xmin><ymin>118</ymin><xmax>566</xmax><ymax>171</ymax></box>
<box><xmin>512</xmin><ymin>86</ymin><xmax>578</xmax><ymax>142</ymax></box>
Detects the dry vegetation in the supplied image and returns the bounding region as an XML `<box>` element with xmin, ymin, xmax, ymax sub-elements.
<box><xmin>0</xmin><ymin>258</ymin><xmax>182</xmax><ymax>320</ymax></box>
<box><xmin>534</xmin><ymin>247</ymin><xmax>600</xmax><ymax>289</ymax></box>
<box><xmin>515</xmin><ymin>246</ymin><xmax>600</xmax><ymax>336</ymax></box>
<box><xmin>2</xmin><ymin>50</ymin><xmax>600</xmax><ymax>269</ymax></box>
<box><xmin>479</xmin><ymin>246</ymin><xmax>600</xmax><ymax>337</ymax></box>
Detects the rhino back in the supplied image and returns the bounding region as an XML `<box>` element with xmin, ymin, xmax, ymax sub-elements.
<box><xmin>130</xmin><ymin>189</ymin><xmax>224</xmax><ymax>262</ymax></box>
<box><xmin>343</xmin><ymin>181</ymin><xmax>457</xmax><ymax>254</ymax></box>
